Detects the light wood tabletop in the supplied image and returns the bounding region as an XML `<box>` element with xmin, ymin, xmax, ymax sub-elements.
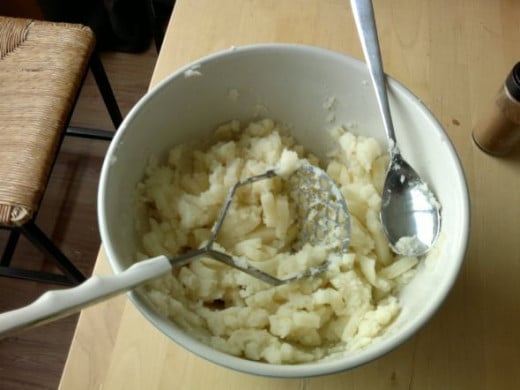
<box><xmin>59</xmin><ymin>0</ymin><xmax>520</xmax><ymax>388</ymax></box>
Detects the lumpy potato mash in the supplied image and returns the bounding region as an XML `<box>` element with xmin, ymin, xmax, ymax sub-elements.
<box><xmin>135</xmin><ymin>119</ymin><xmax>419</xmax><ymax>364</ymax></box>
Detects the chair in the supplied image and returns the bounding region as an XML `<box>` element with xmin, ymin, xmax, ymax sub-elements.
<box><xmin>0</xmin><ymin>16</ymin><xmax>120</xmax><ymax>285</ymax></box>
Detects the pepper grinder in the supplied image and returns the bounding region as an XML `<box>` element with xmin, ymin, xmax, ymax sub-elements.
<box><xmin>472</xmin><ymin>62</ymin><xmax>520</xmax><ymax>156</ymax></box>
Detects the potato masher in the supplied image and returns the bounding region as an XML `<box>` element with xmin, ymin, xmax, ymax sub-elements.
<box><xmin>0</xmin><ymin>162</ymin><xmax>350</xmax><ymax>338</ymax></box>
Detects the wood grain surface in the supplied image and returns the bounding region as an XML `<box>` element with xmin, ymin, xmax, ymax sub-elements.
<box><xmin>60</xmin><ymin>0</ymin><xmax>520</xmax><ymax>389</ymax></box>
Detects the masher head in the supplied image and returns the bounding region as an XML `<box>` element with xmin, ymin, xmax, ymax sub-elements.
<box><xmin>202</xmin><ymin>162</ymin><xmax>351</xmax><ymax>285</ymax></box>
<box><xmin>288</xmin><ymin>164</ymin><xmax>350</xmax><ymax>253</ymax></box>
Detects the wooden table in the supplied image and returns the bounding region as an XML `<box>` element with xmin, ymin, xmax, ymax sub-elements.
<box><xmin>59</xmin><ymin>0</ymin><xmax>520</xmax><ymax>388</ymax></box>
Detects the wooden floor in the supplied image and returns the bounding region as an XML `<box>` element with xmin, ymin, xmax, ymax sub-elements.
<box><xmin>0</xmin><ymin>46</ymin><xmax>157</xmax><ymax>389</ymax></box>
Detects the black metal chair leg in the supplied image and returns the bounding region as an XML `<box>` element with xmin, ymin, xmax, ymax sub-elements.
<box><xmin>89</xmin><ymin>51</ymin><xmax>123</xmax><ymax>129</ymax></box>
<box><xmin>147</xmin><ymin>0</ymin><xmax>164</xmax><ymax>52</ymax></box>
<box><xmin>66</xmin><ymin>126</ymin><xmax>114</xmax><ymax>141</ymax></box>
<box><xmin>0</xmin><ymin>265</ymin><xmax>71</xmax><ymax>285</ymax></box>
<box><xmin>1</xmin><ymin>230</ymin><xmax>21</xmax><ymax>266</ymax></box>
<box><xmin>20</xmin><ymin>222</ymin><xmax>86</xmax><ymax>285</ymax></box>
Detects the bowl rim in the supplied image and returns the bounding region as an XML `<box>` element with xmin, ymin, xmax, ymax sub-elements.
<box><xmin>98</xmin><ymin>42</ymin><xmax>471</xmax><ymax>378</ymax></box>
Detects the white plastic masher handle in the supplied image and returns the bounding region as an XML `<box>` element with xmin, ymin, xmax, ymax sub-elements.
<box><xmin>0</xmin><ymin>255</ymin><xmax>172</xmax><ymax>338</ymax></box>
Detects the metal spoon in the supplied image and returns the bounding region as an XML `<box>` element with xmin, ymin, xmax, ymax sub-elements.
<box><xmin>350</xmin><ymin>0</ymin><xmax>440</xmax><ymax>256</ymax></box>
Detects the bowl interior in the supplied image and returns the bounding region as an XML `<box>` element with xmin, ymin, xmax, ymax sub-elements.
<box><xmin>98</xmin><ymin>44</ymin><xmax>469</xmax><ymax>377</ymax></box>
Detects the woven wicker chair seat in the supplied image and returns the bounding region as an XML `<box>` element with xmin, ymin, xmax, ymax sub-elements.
<box><xmin>0</xmin><ymin>16</ymin><xmax>94</xmax><ymax>227</ymax></box>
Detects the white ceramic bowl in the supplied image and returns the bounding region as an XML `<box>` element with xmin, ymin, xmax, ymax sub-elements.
<box><xmin>98</xmin><ymin>44</ymin><xmax>470</xmax><ymax>377</ymax></box>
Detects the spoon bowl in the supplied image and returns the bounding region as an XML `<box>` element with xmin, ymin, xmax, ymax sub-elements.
<box><xmin>381</xmin><ymin>152</ymin><xmax>441</xmax><ymax>256</ymax></box>
<box><xmin>351</xmin><ymin>0</ymin><xmax>441</xmax><ymax>256</ymax></box>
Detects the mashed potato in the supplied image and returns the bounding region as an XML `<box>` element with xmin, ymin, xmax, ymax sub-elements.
<box><xmin>135</xmin><ymin>118</ymin><xmax>419</xmax><ymax>364</ymax></box>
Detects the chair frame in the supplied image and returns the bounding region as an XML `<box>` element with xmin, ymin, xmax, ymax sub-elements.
<box><xmin>0</xmin><ymin>2</ymin><xmax>168</xmax><ymax>285</ymax></box>
<box><xmin>0</xmin><ymin>49</ymin><xmax>121</xmax><ymax>286</ymax></box>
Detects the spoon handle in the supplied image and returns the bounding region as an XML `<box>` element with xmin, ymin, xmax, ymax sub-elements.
<box><xmin>350</xmin><ymin>0</ymin><xmax>397</xmax><ymax>145</ymax></box>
